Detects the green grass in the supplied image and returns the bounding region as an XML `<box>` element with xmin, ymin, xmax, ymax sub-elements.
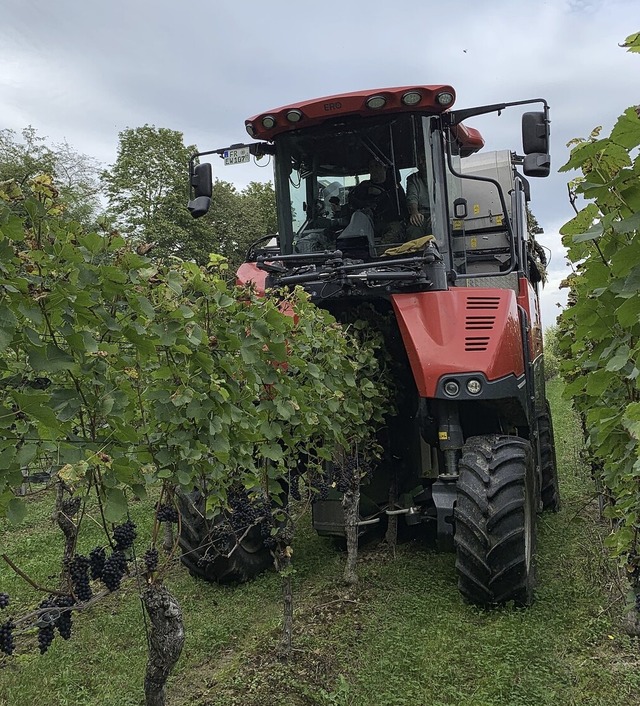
<box><xmin>1</xmin><ymin>378</ymin><xmax>639</xmax><ymax>706</ymax></box>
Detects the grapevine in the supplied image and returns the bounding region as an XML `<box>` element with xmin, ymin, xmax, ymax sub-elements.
<box><xmin>558</xmin><ymin>31</ymin><xmax>640</xmax><ymax>593</ymax></box>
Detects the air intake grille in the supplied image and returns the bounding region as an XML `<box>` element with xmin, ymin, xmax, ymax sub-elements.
<box><xmin>465</xmin><ymin>296</ymin><xmax>500</xmax><ymax>310</ymax></box>
<box><xmin>464</xmin><ymin>296</ymin><xmax>499</xmax><ymax>351</ymax></box>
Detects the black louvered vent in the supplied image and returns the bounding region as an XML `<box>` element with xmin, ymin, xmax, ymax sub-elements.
<box><xmin>465</xmin><ymin>297</ymin><xmax>499</xmax><ymax>351</ymax></box>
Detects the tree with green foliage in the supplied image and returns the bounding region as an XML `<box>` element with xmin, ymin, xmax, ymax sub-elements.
<box><xmin>203</xmin><ymin>178</ymin><xmax>278</xmax><ymax>269</ymax></box>
<box><xmin>101</xmin><ymin>125</ymin><xmax>205</xmax><ymax>261</ymax></box>
<box><xmin>0</xmin><ymin>126</ymin><xmax>101</xmax><ymax>225</ymax></box>
<box><xmin>558</xmin><ymin>32</ymin><xmax>640</xmax><ymax>614</ymax></box>
<box><xmin>101</xmin><ymin>125</ymin><xmax>278</xmax><ymax>269</ymax></box>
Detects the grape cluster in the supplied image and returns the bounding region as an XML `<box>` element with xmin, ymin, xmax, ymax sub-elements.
<box><xmin>0</xmin><ymin>592</ymin><xmax>9</xmax><ymax>609</ymax></box>
<box><xmin>288</xmin><ymin>473</ymin><xmax>302</xmax><ymax>502</ymax></box>
<box><xmin>312</xmin><ymin>455</ymin><xmax>372</xmax><ymax>500</ymax></box>
<box><xmin>260</xmin><ymin>519</ymin><xmax>277</xmax><ymax>550</ymax></box>
<box><xmin>0</xmin><ymin>619</ymin><xmax>15</xmax><ymax>655</ymax></box>
<box><xmin>113</xmin><ymin>520</ymin><xmax>137</xmax><ymax>551</ymax></box>
<box><xmin>37</xmin><ymin>596</ymin><xmax>57</xmax><ymax>654</ymax></box>
<box><xmin>143</xmin><ymin>548</ymin><xmax>159</xmax><ymax>573</ymax></box>
<box><xmin>70</xmin><ymin>555</ymin><xmax>92</xmax><ymax>602</ymax></box>
<box><xmin>227</xmin><ymin>487</ymin><xmax>268</xmax><ymax>533</ymax></box>
<box><xmin>156</xmin><ymin>503</ymin><xmax>179</xmax><ymax>524</ymax></box>
<box><xmin>89</xmin><ymin>546</ymin><xmax>106</xmax><ymax>580</ymax></box>
<box><xmin>54</xmin><ymin>595</ymin><xmax>75</xmax><ymax>640</ymax></box>
<box><xmin>101</xmin><ymin>550</ymin><xmax>127</xmax><ymax>591</ymax></box>
<box><xmin>313</xmin><ymin>473</ymin><xmax>331</xmax><ymax>501</ymax></box>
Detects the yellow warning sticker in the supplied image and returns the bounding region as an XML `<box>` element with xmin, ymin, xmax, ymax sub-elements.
<box><xmin>470</xmin><ymin>237</ymin><xmax>477</xmax><ymax>249</ymax></box>
<box><xmin>496</xmin><ymin>215</ymin><xmax>503</xmax><ymax>225</ymax></box>
<box><xmin>473</xmin><ymin>204</ymin><xmax>480</xmax><ymax>215</ymax></box>
<box><xmin>438</xmin><ymin>431</ymin><xmax>449</xmax><ymax>440</ymax></box>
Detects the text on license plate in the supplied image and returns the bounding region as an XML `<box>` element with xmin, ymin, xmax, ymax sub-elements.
<box><xmin>223</xmin><ymin>147</ymin><xmax>251</xmax><ymax>165</ymax></box>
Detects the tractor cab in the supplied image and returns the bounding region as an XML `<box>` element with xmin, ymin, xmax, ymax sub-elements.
<box><xmin>189</xmin><ymin>85</ymin><xmax>550</xmax><ymax>298</ymax></box>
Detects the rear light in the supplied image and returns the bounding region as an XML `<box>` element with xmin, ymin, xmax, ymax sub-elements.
<box><xmin>261</xmin><ymin>115</ymin><xmax>277</xmax><ymax>129</ymax></box>
<box><xmin>366</xmin><ymin>95</ymin><xmax>387</xmax><ymax>110</ymax></box>
<box><xmin>436</xmin><ymin>91</ymin><xmax>454</xmax><ymax>106</ymax></box>
<box><xmin>402</xmin><ymin>91</ymin><xmax>422</xmax><ymax>106</ymax></box>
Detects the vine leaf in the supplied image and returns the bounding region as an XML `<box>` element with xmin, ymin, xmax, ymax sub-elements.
<box><xmin>610</xmin><ymin>107</ymin><xmax>640</xmax><ymax>149</ymax></box>
<box><xmin>6</xmin><ymin>498</ymin><xmax>26</xmax><ymax>525</ymax></box>
<box><xmin>621</xmin><ymin>31</ymin><xmax>640</xmax><ymax>53</ymax></box>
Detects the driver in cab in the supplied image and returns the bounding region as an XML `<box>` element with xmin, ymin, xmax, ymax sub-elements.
<box><xmin>347</xmin><ymin>159</ymin><xmax>406</xmax><ymax>244</ymax></box>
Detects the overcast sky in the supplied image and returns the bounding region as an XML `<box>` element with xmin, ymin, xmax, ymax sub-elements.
<box><xmin>2</xmin><ymin>0</ymin><xmax>639</xmax><ymax>326</ymax></box>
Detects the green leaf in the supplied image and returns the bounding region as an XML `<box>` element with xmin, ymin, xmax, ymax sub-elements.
<box><xmin>261</xmin><ymin>443</ymin><xmax>284</xmax><ymax>462</ymax></box>
<box><xmin>572</xmin><ymin>223</ymin><xmax>604</xmax><ymax>243</ymax></box>
<box><xmin>615</xmin><ymin>297</ymin><xmax>640</xmax><ymax>328</ymax></box>
<box><xmin>78</xmin><ymin>231</ymin><xmax>105</xmax><ymax>254</ymax></box>
<box><xmin>0</xmin><ymin>306</ymin><xmax>17</xmax><ymax>353</ymax></box>
<box><xmin>621</xmin><ymin>31</ymin><xmax>640</xmax><ymax>53</ymax></box>
<box><xmin>585</xmin><ymin>369</ymin><xmax>612</xmax><ymax>396</ymax></box>
<box><xmin>28</xmin><ymin>344</ymin><xmax>75</xmax><ymax>372</ymax></box>
<box><xmin>618</xmin><ymin>266</ymin><xmax>640</xmax><ymax>299</ymax></box>
<box><xmin>559</xmin><ymin>139</ymin><xmax>611</xmax><ymax>173</ymax></box>
<box><xmin>7</xmin><ymin>498</ymin><xmax>27</xmax><ymax>524</ymax></box>
<box><xmin>16</xmin><ymin>443</ymin><xmax>38</xmax><ymax>466</ymax></box>
<box><xmin>606</xmin><ymin>345</ymin><xmax>631</xmax><ymax>372</ymax></box>
<box><xmin>559</xmin><ymin>204</ymin><xmax>599</xmax><ymax>236</ymax></box>
<box><xmin>13</xmin><ymin>391</ymin><xmax>64</xmax><ymax>431</ymax></box>
<box><xmin>103</xmin><ymin>487</ymin><xmax>128</xmax><ymax>522</ymax></box>
<box><xmin>610</xmin><ymin>107</ymin><xmax>640</xmax><ymax>150</ymax></box>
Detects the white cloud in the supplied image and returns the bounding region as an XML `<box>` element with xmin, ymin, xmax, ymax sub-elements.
<box><xmin>1</xmin><ymin>0</ymin><xmax>637</xmax><ymax>328</ymax></box>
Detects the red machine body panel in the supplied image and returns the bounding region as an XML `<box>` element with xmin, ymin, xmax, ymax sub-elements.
<box><xmin>391</xmin><ymin>288</ymin><xmax>525</xmax><ymax>397</ymax></box>
<box><xmin>236</xmin><ymin>261</ymin><xmax>267</xmax><ymax>293</ymax></box>
<box><xmin>245</xmin><ymin>85</ymin><xmax>484</xmax><ymax>155</ymax></box>
<box><xmin>516</xmin><ymin>276</ymin><xmax>543</xmax><ymax>362</ymax></box>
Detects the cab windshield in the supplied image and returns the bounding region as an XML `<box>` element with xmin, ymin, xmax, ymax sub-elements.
<box><xmin>273</xmin><ymin>114</ymin><xmax>439</xmax><ymax>259</ymax></box>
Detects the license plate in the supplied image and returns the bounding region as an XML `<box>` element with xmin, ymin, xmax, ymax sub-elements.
<box><xmin>223</xmin><ymin>147</ymin><xmax>251</xmax><ymax>165</ymax></box>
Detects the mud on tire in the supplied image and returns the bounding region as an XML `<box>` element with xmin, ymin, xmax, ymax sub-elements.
<box><xmin>454</xmin><ymin>435</ymin><xmax>536</xmax><ymax>607</ymax></box>
<box><xmin>176</xmin><ymin>489</ymin><xmax>273</xmax><ymax>584</ymax></box>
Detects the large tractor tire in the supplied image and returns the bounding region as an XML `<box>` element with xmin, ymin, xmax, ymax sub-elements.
<box><xmin>538</xmin><ymin>401</ymin><xmax>560</xmax><ymax>512</ymax></box>
<box><xmin>176</xmin><ymin>489</ymin><xmax>273</xmax><ymax>584</ymax></box>
<box><xmin>454</xmin><ymin>435</ymin><xmax>536</xmax><ymax>607</ymax></box>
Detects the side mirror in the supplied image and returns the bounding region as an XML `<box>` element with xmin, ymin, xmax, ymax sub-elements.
<box><xmin>523</xmin><ymin>153</ymin><xmax>551</xmax><ymax>178</ymax></box>
<box><xmin>191</xmin><ymin>163</ymin><xmax>212</xmax><ymax>198</ymax></box>
<box><xmin>188</xmin><ymin>195</ymin><xmax>211</xmax><ymax>218</ymax></box>
<box><xmin>187</xmin><ymin>162</ymin><xmax>213</xmax><ymax>218</ymax></box>
<box><xmin>522</xmin><ymin>112</ymin><xmax>549</xmax><ymax>155</ymax></box>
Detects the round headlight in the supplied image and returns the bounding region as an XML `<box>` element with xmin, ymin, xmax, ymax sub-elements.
<box><xmin>286</xmin><ymin>109</ymin><xmax>303</xmax><ymax>123</ymax></box>
<box><xmin>366</xmin><ymin>95</ymin><xmax>387</xmax><ymax>110</ymax></box>
<box><xmin>436</xmin><ymin>91</ymin><xmax>455</xmax><ymax>106</ymax></box>
<box><xmin>402</xmin><ymin>91</ymin><xmax>422</xmax><ymax>106</ymax></box>
<box><xmin>261</xmin><ymin>115</ymin><xmax>277</xmax><ymax>129</ymax></box>
<box><xmin>444</xmin><ymin>380</ymin><xmax>460</xmax><ymax>397</ymax></box>
<box><xmin>245</xmin><ymin>123</ymin><xmax>256</xmax><ymax>137</ymax></box>
<box><xmin>466</xmin><ymin>379</ymin><xmax>482</xmax><ymax>395</ymax></box>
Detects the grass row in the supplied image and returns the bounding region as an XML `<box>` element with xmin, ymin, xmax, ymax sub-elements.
<box><xmin>1</xmin><ymin>378</ymin><xmax>639</xmax><ymax>705</ymax></box>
